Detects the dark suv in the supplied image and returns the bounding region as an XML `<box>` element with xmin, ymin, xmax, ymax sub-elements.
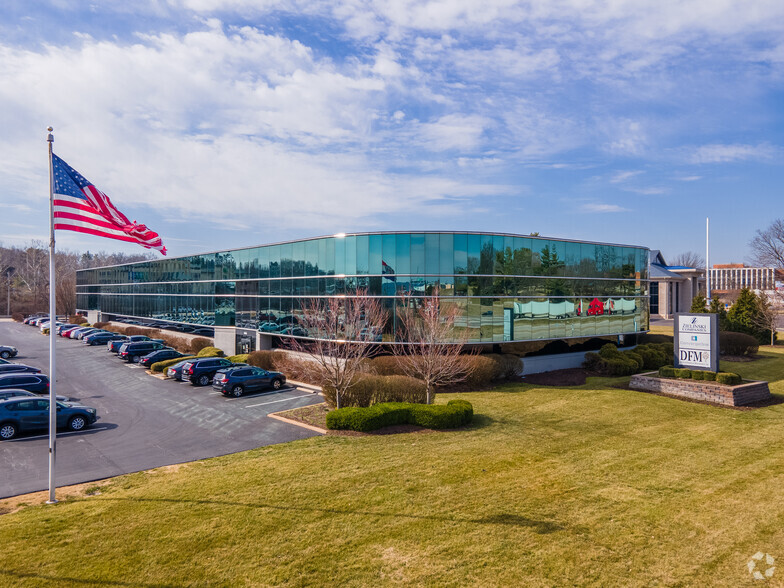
<box><xmin>213</xmin><ymin>366</ymin><xmax>286</xmax><ymax>397</ymax></box>
<box><xmin>108</xmin><ymin>335</ymin><xmax>150</xmax><ymax>353</ymax></box>
<box><xmin>0</xmin><ymin>364</ymin><xmax>41</xmax><ymax>375</ymax></box>
<box><xmin>0</xmin><ymin>373</ymin><xmax>50</xmax><ymax>394</ymax></box>
<box><xmin>181</xmin><ymin>358</ymin><xmax>238</xmax><ymax>386</ymax></box>
<box><xmin>118</xmin><ymin>341</ymin><xmax>166</xmax><ymax>363</ymax></box>
<box><xmin>0</xmin><ymin>397</ymin><xmax>98</xmax><ymax>440</ymax></box>
<box><xmin>139</xmin><ymin>348</ymin><xmax>183</xmax><ymax>368</ymax></box>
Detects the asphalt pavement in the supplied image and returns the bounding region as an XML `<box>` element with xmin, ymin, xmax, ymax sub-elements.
<box><xmin>0</xmin><ymin>320</ymin><xmax>323</xmax><ymax>498</ymax></box>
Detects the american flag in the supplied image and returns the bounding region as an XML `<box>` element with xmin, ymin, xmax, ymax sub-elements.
<box><xmin>381</xmin><ymin>259</ymin><xmax>396</xmax><ymax>281</ymax></box>
<box><xmin>52</xmin><ymin>153</ymin><xmax>166</xmax><ymax>255</ymax></box>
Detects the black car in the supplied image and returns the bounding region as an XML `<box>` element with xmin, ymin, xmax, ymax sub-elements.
<box><xmin>118</xmin><ymin>341</ymin><xmax>165</xmax><ymax>363</ymax></box>
<box><xmin>0</xmin><ymin>373</ymin><xmax>50</xmax><ymax>394</ymax></box>
<box><xmin>108</xmin><ymin>335</ymin><xmax>149</xmax><ymax>353</ymax></box>
<box><xmin>139</xmin><ymin>348</ymin><xmax>183</xmax><ymax>368</ymax></box>
<box><xmin>0</xmin><ymin>364</ymin><xmax>42</xmax><ymax>375</ymax></box>
<box><xmin>0</xmin><ymin>397</ymin><xmax>98</xmax><ymax>440</ymax></box>
<box><xmin>84</xmin><ymin>332</ymin><xmax>126</xmax><ymax>346</ymax></box>
<box><xmin>166</xmin><ymin>359</ymin><xmax>194</xmax><ymax>381</ymax></box>
<box><xmin>212</xmin><ymin>366</ymin><xmax>286</xmax><ymax>397</ymax></box>
<box><xmin>0</xmin><ymin>389</ymin><xmax>69</xmax><ymax>402</ymax></box>
<box><xmin>181</xmin><ymin>358</ymin><xmax>238</xmax><ymax>386</ymax></box>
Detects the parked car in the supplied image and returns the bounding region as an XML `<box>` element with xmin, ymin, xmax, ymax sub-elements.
<box><xmin>68</xmin><ymin>327</ymin><xmax>95</xmax><ymax>339</ymax></box>
<box><xmin>108</xmin><ymin>335</ymin><xmax>150</xmax><ymax>353</ymax></box>
<box><xmin>279</xmin><ymin>326</ymin><xmax>308</xmax><ymax>337</ymax></box>
<box><xmin>0</xmin><ymin>373</ymin><xmax>50</xmax><ymax>394</ymax></box>
<box><xmin>24</xmin><ymin>314</ymin><xmax>47</xmax><ymax>325</ymax></box>
<box><xmin>0</xmin><ymin>364</ymin><xmax>42</xmax><ymax>375</ymax></box>
<box><xmin>191</xmin><ymin>328</ymin><xmax>214</xmax><ymax>337</ymax></box>
<box><xmin>75</xmin><ymin>328</ymin><xmax>104</xmax><ymax>340</ymax></box>
<box><xmin>0</xmin><ymin>345</ymin><xmax>18</xmax><ymax>359</ymax></box>
<box><xmin>0</xmin><ymin>358</ymin><xmax>11</xmax><ymax>365</ymax></box>
<box><xmin>259</xmin><ymin>321</ymin><xmax>281</xmax><ymax>332</ymax></box>
<box><xmin>56</xmin><ymin>324</ymin><xmax>80</xmax><ymax>335</ymax></box>
<box><xmin>213</xmin><ymin>366</ymin><xmax>286</xmax><ymax>397</ymax></box>
<box><xmin>40</xmin><ymin>321</ymin><xmax>65</xmax><ymax>333</ymax></box>
<box><xmin>139</xmin><ymin>348</ymin><xmax>183</xmax><ymax>368</ymax></box>
<box><xmin>83</xmin><ymin>332</ymin><xmax>126</xmax><ymax>346</ymax></box>
<box><xmin>181</xmin><ymin>357</ymin><xmax>239</xmax><ymax>386</ymax></box>
<box><xmin>118</xmin><ymin>341</ymin><xmax>165</xmax><ymax>363</ymax></box>
<box><xmin>0</xmin><ymin>397</ymin><xmax>98</xmax><ymax>440</ymax></box>
<box><xmin>59</xmin><ymin>326</ymin><xmax>82</xmax><ymax>337</ymax></box>
<box><xmin>0</xmin><ymin>389</ymin><xmax>69</xmax><ymax>402</ymax></box>
<box><xmin>166</xmin><ymin>359</ymin><xmax>194</xmax><ymax>381</ymax></box>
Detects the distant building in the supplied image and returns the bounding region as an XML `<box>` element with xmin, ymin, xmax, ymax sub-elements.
<box><xmin>709</xmin><ymin>264</ymin><xmax>783</xmax><ymax>294</ymax></box>
<box><xmin>649</xmin><ymin>250</ymin><xmax>705</xmax><ymax>319</ymax></box>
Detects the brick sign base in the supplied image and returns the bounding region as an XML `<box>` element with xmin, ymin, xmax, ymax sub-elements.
<box><xmin>629</xmin><ymin>372</ymin><xmax>771</xmax><ymax>407</ymax></box>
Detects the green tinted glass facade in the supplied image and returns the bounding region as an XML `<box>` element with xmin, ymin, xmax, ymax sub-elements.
<box><xmin>76</xmin><ymin>232</ymin><xmax>649</xmax><ymax>343</ymax></box>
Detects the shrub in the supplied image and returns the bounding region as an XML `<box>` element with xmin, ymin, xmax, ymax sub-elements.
<box><xmin>226</xmin><ymin>354</ymin><xmax>250</xmax><ymax>364</ymax></box>
<box><xmin>190</xmin><ymin>338</ymin><xmax>214</xmax><ymax>354</ymax></box>
<box><xmin>691</xmin><ymin>370</ymin><xmax>705</xmax><ymax>380</ymax></box>
<box><xmin>370</xmin><ymin>355</ymin><xmax>406</xmax><ymax>376</ymax></box>
<box><xmin>326</xmin><ymin>399</ymin><xmax>474</xmax><ymax>432</ymax></box>
<box><xmin>658</xmin><ymin>366</ymin><xmax>676</xmax><ymax>377</ymax></box>
<box><xmin>625</xmin><ymin>352</ymin><xmax>644</xmax><ymax>371</ymax></box>
<box><xmin>124</xmin><ymin>326</ymin><xmax>145</xmax><ymax>336</ymax></box>
<box><xmin>463</xmin><ymin>355</ymin><xmax>503</xmax><ymax>387</ymax></box>
<box><xmin>485</xmin><ymin>353</ymin><xmax>523</xmax><ymax>378</ymax></box>
<box><xmin>12</xmin><ymin>313</ymin><xmax>24</xmax><ymax>322</ymax></box>
<box><xmin>716</xmin><ymin>372</ymin><xmax>742</xmax><ymax>386</ymax></box>
<box><xmin>603</xmin><ymin>357</ymin><xmax>638</xmax><ymax>376</ymax></box>
<box><xmin>323</xmin><ymin>375</ymin><xmax>427</xmax><ymax>408</ymax></box>
<box><xmin>69</xmin><ymin>315</ymin><xmax>87</xmax><ymax>325</ymax></box>
<box><xmin>196</xmin><ymin>346</ymin><xmax>224</xmax><ymax>357</ymax></box>
<box><xmin>151</xmin><ymin>355</ymin><xmax>197</xmax><ymax>374</ymax></box>
<box><xmin>42</xmin><ymin>327</ymin><xmax>50</xmax><ymax>335</ymax></box>
<box><xmin>92</xmin><ymin>321</ymin><xmax>110</xmax><ymax>329</ymax></box>
<box><xmin>719</xmin><ymin>331</ymin><xmax>759</xmax><ymax>356</ymax></box>
<box><xmin>246</xmin><ymin>350</ymin><xmax>284</xmax><ymax>371</ymax></box>
<box><xmin>703</xmin><ymin>371</ymin><xmax>717</xmax><ymax>381</ymax></box>
<box><xmin>674</xmin><ymin>368</ymin><xmax>692</xmax><ymax>379</ymax></box>
<box><xmin>161</xmin><ymin>334</ymin><xmax>191</xmax><ymax>353</ymax></box>
<box><xmin>634</xmin><ymin>343</ymin><xmax>670</xmax><ymax>370</ymax></box>
<box><xmin>583</xmin><ymin>352</ymin><xmax>602</xmax><ymax>371</ymax></box>
<box><xmin>598</xmin><ymin>343</ymin><xmax>620</xmax><ymax>359</ymax></box>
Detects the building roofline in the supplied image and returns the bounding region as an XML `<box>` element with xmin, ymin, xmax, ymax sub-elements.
<box><xmin>77</xmin><ymin>230</ymin><xmax>650</xmax><ymax>272</ymax></box>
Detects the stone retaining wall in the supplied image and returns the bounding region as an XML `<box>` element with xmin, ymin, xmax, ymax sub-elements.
<box><xmin>629</xmin><ymin>372</ymin><xmax>771</xmax><ymax>407</ymax></box>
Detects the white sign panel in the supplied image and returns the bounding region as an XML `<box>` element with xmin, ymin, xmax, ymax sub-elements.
<box><xmin>675</xmin><ymin>314</ymin><xmax>719</xmax><ymax>371</ymax></box>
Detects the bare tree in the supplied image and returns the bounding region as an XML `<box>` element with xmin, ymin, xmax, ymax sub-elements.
<box><xmin>670</xmin><ymin>251</ymin><xmax>705</xmax><ymax>268</ymax></box>
<box><xmin>285</xmin><ymin>291</ymin><xmax>387</xmax><ymax>409</ymax></box>
<box><xmin>751</xmin><ymin>294</ymin><xmax>779</xmax><ymax>347</ymax></box>
<box><xmin>750</xmin><ymin>219</ymin><xmax>784</xmax><ymax>269</ymax></box>
<box><xmin>394</xmin><ymin>291</ymin><xmax>477</xmax><ymax>404</ymax></box>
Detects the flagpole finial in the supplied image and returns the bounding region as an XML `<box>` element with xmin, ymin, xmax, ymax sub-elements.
<box><xmin>47</xmin><ymin>126</ymin><xmax>54</xmax><ymax>143</ymax></box>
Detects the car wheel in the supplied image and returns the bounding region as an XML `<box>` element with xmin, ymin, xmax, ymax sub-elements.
<box><xmin>231</xmin><ymin>385</ymin><xmax>244</xmax><ymax>397</ymax></box>
<box><xmin>198</xmin><ymin>374</ymin><xmax>210</xmax><ymax>386</ymax></box>
<box><xmin>272</xmin><ymin>378</ymin><xmax>282</xmax><ymax>390</ymax></box>
<box><xmin>0</xmin><ymin>351</ymin><xmax>9</xmax><ymax>359</ymax></box>
<box><xmin>0</xmin><ymin>422</ymin><xmax>18</xmax><ymax>440</ymax></box>
<box><xmin>68</xmin><ymin>415</ymin><xmax>87</xmax><ymax>431</ymax></box>
<box><xmin>132</xmin><ymin>355</ymin><xmax>141</xmax><ymax>363</ymax></box>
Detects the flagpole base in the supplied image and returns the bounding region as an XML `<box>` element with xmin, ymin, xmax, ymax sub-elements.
<box><xmin>46</xmin><ymin>499</ymin><xmax>59</xmax><ymax>504</ymax></box>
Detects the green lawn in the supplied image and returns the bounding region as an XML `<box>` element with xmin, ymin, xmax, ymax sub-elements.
<box><xmin>2</xmin><ymin>349</ymin><xmax>784</xmax><ymax>587</ymax></box>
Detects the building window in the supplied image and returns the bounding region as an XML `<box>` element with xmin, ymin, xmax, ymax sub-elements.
<box><xmin>650</xmin><ymin>282</ymin><xmax>659</xmax><ymax>314</ymax></box>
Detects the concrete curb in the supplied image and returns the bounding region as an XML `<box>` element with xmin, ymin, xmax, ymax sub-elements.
<box><xmin>268</xmin><ymin>410</ymin><xmax>328</xmax><ymax>434</ymax></box>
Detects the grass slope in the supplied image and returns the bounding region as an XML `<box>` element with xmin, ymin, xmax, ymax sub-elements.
<box><xmin>2</xmin><ymin>348</ymin><xmax>784</xmax><ymax>586</ymax></box>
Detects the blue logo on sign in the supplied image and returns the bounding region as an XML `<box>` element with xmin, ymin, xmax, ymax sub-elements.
<box><xmin>691</xmin><ymin>335</ymin><xmax>698</xmax><ymax>341</ymax></box>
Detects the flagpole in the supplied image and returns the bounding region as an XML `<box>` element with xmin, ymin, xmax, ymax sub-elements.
<box><xmin>47</xmin><ymin>126</ymin><xmax>58</xmax><ymax>504</ymax></box>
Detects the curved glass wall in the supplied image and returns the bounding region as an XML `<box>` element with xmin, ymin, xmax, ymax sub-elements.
<box><xmin>76</xmin><ymin>232</ymin><xmax>649</xmax><ymax>344</ymax></box>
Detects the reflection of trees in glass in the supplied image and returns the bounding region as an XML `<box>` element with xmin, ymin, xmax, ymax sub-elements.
<box><xmin>539</xmin><ymin>245</ymin><xmax>568</xmax><ymax>296</ymax></box>
<box><xmin>495</xmin><ymin>246</ymin><xmax>533</xmax><ymax>276</ymax></box>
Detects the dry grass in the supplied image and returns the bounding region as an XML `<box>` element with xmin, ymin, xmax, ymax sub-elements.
<box><xmin>1</xmin><ymin>347</ymin><xmax>784</xmax><ymax>586</ymax></box>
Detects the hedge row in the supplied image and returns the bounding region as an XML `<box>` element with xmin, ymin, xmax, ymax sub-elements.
<box><xmin>657</xmin><ymin>366</ymin><xmax>742</xmax><ymax>386</ymax></box>
<box><xmin>226</xmin><ymin>354</ymin><xmax>250</xmax><ymax>364</ymax></box>
<box><xmin>366</xmin><ymin>353</ymin><xmax>522</xmax><ymax>387</ymax></box>
<box><xmin>323</xmin><ymin>375</ymin><xmax>427</xmax><ymax>408</ymax></box>
<box><xmin>326</xmin><ymin>399</ymin><xmax>473</xmax><ymax>432</ymax></box>
<box><xmin>584</xmin><ymin>343</ymin><xmax>673</xmax><ymax>376</ymax></box>
<box><xmin>151</xmin><ymin>355</ymin><xmax>197</xmax><ymax>373</ymax></box>
<box><xmin>246</xmin><ymin>350</ymin><xmax>285</xmax><ymax>371</ymax></box>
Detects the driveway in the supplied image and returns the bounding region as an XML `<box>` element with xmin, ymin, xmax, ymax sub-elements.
<box><xmin>0</xmin><ymin>320</ymin><xmax>323</xmax><ymax>498</ymax></box>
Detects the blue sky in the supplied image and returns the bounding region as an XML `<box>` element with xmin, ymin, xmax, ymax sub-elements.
<box><xmin>0</xmin><ymin>0</ymin><xmax>782</xmax><ymax>265</ymax></box>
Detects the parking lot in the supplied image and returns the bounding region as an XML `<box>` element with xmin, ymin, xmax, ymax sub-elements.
<box><xmin>0</xmin><ymin>320</ymin><xmax>323</xmax><ymax>498</ymax></box>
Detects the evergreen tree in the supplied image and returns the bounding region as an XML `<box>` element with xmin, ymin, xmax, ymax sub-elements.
<box><xmin>690</xmin><ymin>293</ymin><xmax>707</xmax><ymax>313</ymax></box>
<box><xmin>726</xmin><ymin>288</ymin><xmax>769</xmax><ymax>343</ymax></box>
<box><xmin>708</xmin><ymin>297</ymin><xmax>729</xmax><ymax>330</ymax></box>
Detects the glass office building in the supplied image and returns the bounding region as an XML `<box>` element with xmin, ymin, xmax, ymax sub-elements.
<box><xmin>76</xmin><ymin>232</ymin><xmax>649</xmax><ymax>348</ymax></box>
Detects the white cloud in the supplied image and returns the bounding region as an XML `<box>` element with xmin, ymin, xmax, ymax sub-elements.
<box><xmin>689</xmin><ymin>143</ymin><xmax>777</xmax><ymax>164</ymax></box>
<box><xmin>580</xmin><ymin>203</ymin><xmax>630</xmax><ymax>213</ymax></box>
<box><xmin>609</xmin><ymin>170</ymin><xmax>643</xmax><ymax>183</ymax></box>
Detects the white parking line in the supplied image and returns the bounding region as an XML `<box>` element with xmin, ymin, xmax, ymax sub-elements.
<box><xmin>223</xmin><ymin>387</ymin><xmax>297</xmax><ymax>402</ymax></box>
<box><xmin>8</xmin><ymin>426</ymin><xmax>110</xmax><ymax>442</ymax></box>
<box><xmin>244</xmin><ymin>393</ymin><xmax>314</xmax><ymax>408</ymax></box>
